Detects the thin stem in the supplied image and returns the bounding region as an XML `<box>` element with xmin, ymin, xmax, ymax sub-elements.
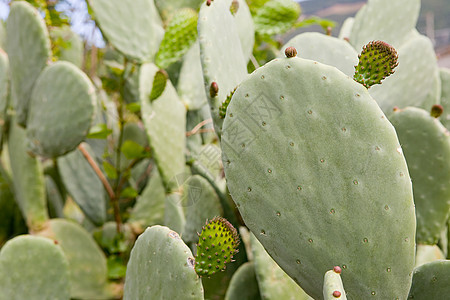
<box><xmin>186</xmin><ymin>118</ymin><xmax>213</xmax><ymax>137</ymax></box>
<box><xmin>250</xmin><ymin>55</ymin><xmax>260</xmax><ymax>69</ymax></box>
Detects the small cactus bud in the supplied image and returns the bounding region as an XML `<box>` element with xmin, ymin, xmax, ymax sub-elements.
<box><xmin>210</xmin><ymin>82</ymin><xmax>219</xmax><ymax>98</ymax></box>
<box><xmin>285</xmin><ymin>46</ymin><xmax>297</xmax><ymax>58</ymax></box>
<box><xmin>326</xmin><ymin>26</ymin><xmax>332</xmax><ymax>36</ymax></box>
<box><xmin>353</xmin><ymin>41</ymin><xmax>398</xmax><ymax>89</ymax></box>
<box><xmin>230</xmin><ymin>0</ymin><xmax>239</xmax><ymax>15</ymax></box>
<box><xmin>430</xmin><ymin>104</ymin><xmax>444</xmax><ymax>118</ymax></box>
<box><xmin>333</xmin><ymin>266</ymin><xmax>342</xmax><ymax>274</ymax></box>
<box><xmin>206</xmin><ymin>0</ymin><xmax>212</xmax><ymax>6</ymax></box>
<box><xmin>333</xmin><ymin>290</ymin><xmax>342</xmax><ymax>298</ymax></box>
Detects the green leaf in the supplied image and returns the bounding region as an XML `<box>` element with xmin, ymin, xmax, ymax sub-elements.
<box><xmin>87</xmin><ymin>123</ymin><xmax>113</xmax><ymax>139</ymax></box>
<box><xmin>107</xmin><ymin>255</ymin><xmax>127</xmax><ymax>280</ymax></box>
<box><xmin>155</xmin><ymin>8</ymin><xmax>198</xmax><ymax>69</ymax></box>
<box><xmin>149</xmin><ymin>69</ymin><xmax>168</xmax><ymax>101</ymax></box>
<box><xmin>254</xmin><ymin>0</ymin><xmax>301</xmax><ymax>36</ymax></box>
<box><xmin>103</xmin><ymin>161</ymin><xmax>117</xmax><ymax>180</ymax></box>
<box><xmin>294</xmin><ymin>16</ymin><xmax>336</xmax><ymax>31</ymax></box>
<box><xmin>120</xmin><ymin>140</ymin><xmax>146</xmax><ymax>160</ymax></box>
<box><xmin>120</xmin><ymin>186</ymin><xmax>138</xmax><ymax>199</ymax></box>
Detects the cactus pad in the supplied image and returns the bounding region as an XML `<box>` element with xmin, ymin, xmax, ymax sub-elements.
<box><xmin>221</xmin><ymin>57</ymin><xmax>415</xmax><ymax>299</ymax></box>
<box><xmin>439</xmin><ymin>68</ymin><xmax>450</xmax><ymax>129</ymax></box>
<box><xmin>353</xmin><ymin>41</ymin><xmax>398</xmax><ymax>88</ymax></box>
<box><xmin>253</xmin><ymin>0</ymin><xmax>301</xmax><ymax>36</ymax></box>
<box><xmin>408</xmin><ymin>260</ymin><xmax>450</xmax><ymax>299</ymax></box>
<box><xmin>224</xmin><ymin>262</ymin><xmax>261</xmax><ymax>300</ymax></box>
<box><xmin>195</xmin><ymin>217</ymin><xmax>240</xmax><ymax>276</ymax></box>
<box><xmin>0</xmin><ymin>49</ymin><xmax>8</xmax><ymax>136</ymax></box>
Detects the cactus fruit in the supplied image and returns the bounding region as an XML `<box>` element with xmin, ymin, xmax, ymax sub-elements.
<box><xmin>0</xmin><ymin>235</ymin><xmax>70</xmax><ymax>300</ymax></box>
<box><xmin>221</xmin><ymin>55</ymin><xmax>415</xmax><ymax>299</ymax></box>
<box><xmin>323</xmin><ymin>267</ymin><xmax>347</xmax><ymax>300</ymax></box>
<box><xmin>6</xmin><ymin>1</ymin><xmax>51</xmax><ymax>126</ymax></box>
<box><xmin>389</xmin><ymin>107</ymin><xmax>450</xmax><ymax>245</ymax></box>
<box><xmin>26</xmin><ymin>61</ymin><xmax>96</xmax><ymax>158</ymax></box>
<box><xmin>124</xmin><ymin>225</ymin><xmax>204</xmax><ymax>300</ymax></box>
<box><xmin>224</xmin><ymin>262</ymin><xmax>261</xmax><ymax>300</ymax></box>
<box><xmin>253</xmin><ymin>0</ymin><xmax>301</xmax><ymax>36</ymax></box>
<box><xmin>408</xmin><ymin>260</ymin><xmax>450</xmax><ymax>299</ymax></box>
<box><xmin>353</xmin><ymin>41</ymin><xmax>398</xmax><ymax>88</ymax></box>
<box><xmin>89</xmin><ymin>0</ymin><xmax>164</xmax><ymax>62</ymax></box>
<box><xmin>281</xmin><ymin>32</ymin><xmax>358</xmax><ymax>77</ymax></box>
<box><xmin>430</xmin><ymin>104</ymin><xmax>444</xmax><ymax>118</ymax></box>
<box><xmin>194</xmin><ymin>217</ymin><xmax>240</xmax><ymax>276</ymax></box>
<box><xmin>349</xmin><ymin>0</ymin><xmax>420</xmax><ymax>50</ymax></box>
<box><xmin>284</xmin><ymin>46</ymin><xmax>297</xmax><ymax>58</ymax></box>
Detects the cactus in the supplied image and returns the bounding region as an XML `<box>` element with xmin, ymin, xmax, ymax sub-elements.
<box><xmin>439</xmin><ymin>68</ymin><xmax>450</xmax><ymax>129</ymax></box>
<box><xmin>89</xmin><ymin>0</ymin><xmax>164</xmax><ymax>62</ymax></box>
<box><xmin>323</xmin><ymin>267</ymin><xmax>347</xmax><ymax>300</ymax></box>
<box><xmin>415</xmin><ymin>245</ymin><xmax>446</xmax><ymax>268</ymax></box>
<box><xmin>408</xmin><ymin>260</ymin><xmax>450</xmax><ymax>299</ymax></box>
<box><xmin>253</xmin><ymin>0</ymin><xmax>301</xmax><ymax>36</ymax></box>
<box><xmin>164</xmin><ymin>193</ymin><xmax>186</xmax><ymax>235</ymax></box>
<box><xmin>26</xmin><ymin>61</ymin><xmax>96</xmax><ymax>158</ymax></box>
<box><xmin>349</xmin><ymin>0</ymin><xmax>420</xmax><ymax>51</ymax></box>
<box><xmin>6</xmin><ymin>1</ymin><xmax>51</xmax><ymax>126</ymax></box>
<box><xmin>281</xmin><ymin>32</ymin><xmax>358</xmax><ymax>77</ymax></box>
<box><xmin>45</xmin><ymin>176</ymin><xmax>65</xmax><ymax>219</ymax></box>
<box><xmin>155</xmin><ymin>0</ymin><xmax>203</xmax><ymax>21</ymax></box>
<box><xmin>338</xmin><ymin>17</ymin><xmax>354</xmax><ymax>40</ymax></box>
<box><xmin>0</xmin><ymin>235</ymin><xmax>70</xmax><ymax>300</ymax></box>
<box><xmin>198</xmin><ymin>0</ymin><xmax>248</xmax><ymax>137</ymax></box>
<box><xmin>194</xmin><ymin>217</ymin><xmax>240</xmax><ymax>276</ymax></box>
<box><xmin>224</xmin><ymin>262</ymin><xmax>261</xmax><ymax>300</ymax></box>
<box><xmin>0</xmin><ymin>49</ymin><xmax>8</xmax><ymax>145</ymax></box>
<box><xmin>58</xmin><ymin>144</ymin><xmax>106</xmax><ymax>226</ymax></box>
<box><xmin>221</xmin><ymin>55</ymin><xmax>415</xmax><ymax>299</ymax></box>
<box><xmin>233</xmin><ymin>0</ymin><xmax>255</xmax><ymax>62</ymax></box>
<box><xmin>50</xmin><ymin>26</ymin><xmax>83</xmax><ymax>68</ymax></box>
<box><xmin>124</xmin><ymin>225</ymin><xmax>204</xmax><ymax>299</ymax></box>
<box><xmin>389</xmin><ymin>107</ymin><xmax>450</xmax><ymax>245</ymax></box>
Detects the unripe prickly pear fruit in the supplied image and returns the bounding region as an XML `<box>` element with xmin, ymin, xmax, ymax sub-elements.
<box><xmin>210</xmin><ymin>82</ymin><xmax>219</xmax><ymax>98</ymax></box>
<box><xmin>353</xmin><ymin>40</ymin><xmax>398</xmax><ymax>88</ymax></box>
<box><xmin>195</xmin><ymin>217</ymin><xmax>239</xmax><ymax>276</ymax></box>
<box><xmin>284</xmin><ymin>46</ymin><xmax>297</xmax><ymax>58</ymax></box>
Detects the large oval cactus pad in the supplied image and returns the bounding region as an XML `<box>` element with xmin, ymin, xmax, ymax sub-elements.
<box><xmin>27</xmin><ymin>61</ymin><xmax>96</xmax><ymax>158</ymax></box>
<box><xmin>222</xmin><ymin>57</ymin><xmax>415</xmax><ymax>299</ymax></box>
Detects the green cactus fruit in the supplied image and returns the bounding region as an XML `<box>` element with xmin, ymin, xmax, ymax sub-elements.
<box><xmin>182</xmin><ymin>175</ymin><xmax>223</xmax><ymax>244</ymax></box>
<box><xmin>26</xmin><ymin>61</ymin><xmax>96</xmax><ymax>158</ymax></box>
<box><xmin>164</xmin><ymin>193</ymin><xmax>186</xmax><ymax>235</ymax></box>
<box><xmin>250</xmin><ymin>233</ymin><xmax>312</xmax><ymax>300</ymax></box>
<box><xmin>155</xmin><ymin>8</ymin><xmax>198</xmax><ymax>70</ymax></box>
<box><xmin>198</xmin><ymin>0</ymin><xmax>247</xmax><ymax>137</ymax></box>
<box><xmin>349</xmin><ymin>0</ymin><xmax>420</xmax><ymax>51</ymax></box>
<box><xmin>439</xmin><ymin>68</ymin><xmax>450</xmax><ymax>129</ymax></box>
<box><xmin>0</xmin><ymin>235</ymin><xmax>70</xmax><ymax>300</ymax></box>
<box><xmin>219</xmin><ymin>88</ymin><xmax>236</xmax><ymax>119</ymax></box>
<box><xmin>89</xmin><ymin>0</ymin><xmax>164</xmax><ymax>62</ymax></box>
<box><xmin>281</xmin><ymin>32</ymin><xmax>358</xmax><ymax>77</ymax></box>
<box><xmin>323</xmin><ymin>267</ymin><xmax>347</xmax><ymax>300</ymax></box>
<box><xmin>254</xmin><ymin>0</ymin><xmax>301</xmax><ymax>36</ymax></box>
<box><xmin>353</xmin><ymin>40</ymin><xmax>398</xmax><ymax>88</ymax></box>
<box><xmin>50</xmin><ymin>26</ymin><xmax>83</xmax><ymax>68</ymax></box>
<box><xmin>140</xmin><ymin>63</ymin><xmax>186</xmax><ymax>188</ymax></box>
<box><xmin>370</xmin><ymin>33</ymin><xmax>441</xmax><ymax>114</ymax></box>
<box><xmin>338</xmin><ymin>17</ymin><xmax>354</xmax><ymax>40</ymax></box>
<box><xmin>389</xmin><ymin>107</ymin><xmax>450</xmax><ymax>245</ymax></box>
<box><xmin>6</xmin><ymin>1</ymin><xmax>51</xmax><ymax>127</ymax></box>
<box><xmin>58</xmin><ymin>144</ymin><xmax>106</xmax><ymax>226</ymax></box>
<box><xmin>8</xmin><ymin>119</ymin><xmax>48</xmax><ymax>231</ymax></box>
<box><xmin>221</xmin><ymin>57</ymin><xmax>415</xmax><ymax>299</ymax></box>
<box><xmin>124</xmin><ymin>225</ymin><xmax>204</xmax><ymax>299</ymax></box>
<box><xmin>233</xmin><ymin>0</ymin><xmax>255</xmax><ymax>62</ymax></box>
<box><xmin>149</xmin><ymin>69</ymin><xmax>168</xmax><ymax>101</ymax></box>
<box><xmin>408</xmin><ymin>260</ymin><xmax>450</xmax><ymax>299</ymax></box>
<box><xmin>415</xmin><ymin>244</ymin><xmax>446</xmax><ymax>268</ymax></box>
<box><xmin>195</xmin><ymin>217</ymin><xmax>240</xmax><ymax>277</ymax></box>
<box><xmin>224</xmin><ymin>262</ymin><xmax>261</xmax><ymax>300</ymax></box>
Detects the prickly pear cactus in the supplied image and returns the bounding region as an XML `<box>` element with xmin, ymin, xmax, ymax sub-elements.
<box><xmin>233</xmin><ymin>0</ymin><xmax>255</xmax><ymax>62</ymax></box>
<box><xmin>6</xmin><ymin>1</ymin><xmax>51</xmax><ymax>126</ymax></box>
<box><xmin>124</xmin><ymin>225</ymin><xmax>204</xmax><ymax>300</ymax></box>
<box><xmin>338</xmin><ymin>17</ymin><xmax>354</xmax><ymax>40</ymax></box>
<box><xmin>439</xmin><ymin>68</ymin><xmax>450</xmax><ymax>129</ymax></box>
<box><xmin>194</xmin><ymin>217</ymin><xmax>240</xmax><ymax>276</ymax></box>
<box><xmin>221</xmin><ymin>55</ymin><xmax>415</xmax><ymax>299</ymax></box>
<box><xmin>281</xmin><ymin>32</ymin><xmax>358</xmax><ymax>77</ymax></box>
<box><xmin>323</xmin><ymin>267</ymin><xmax>347</xmax><ymax>300</ymax></box>
<box><xmin>0</xmin><ymin>235</ymin><xmax>70</xmax><ymax>300</ymax></box>
<box><xmin>415</xmin><ymin>245</ymin><xmax>445</xmax><ymax>268</ymax></box>
<box><xmin>0</xmin><ymin>49</ymin><xmax>8</xmax><ymax>138</ymax></box>
<box><xmin>50</xmin><ymin>26</ymin><xmax>83</xmax><ymax>68</ymax></box>
<box><xmin>408</xmin><ymin>260</ymin><xmax>450</xmax><ymax>299</ymax></box>
<box><xmin>253</xmin><ymin>0</ymin><xmax>301</xmax><ymax>36</ymax></box>
<box><xmin>27</xmin><ymin>61</ymin><xmax>96</xmax><ymax>158</ymax></box>
<box><xmin>389</xmin><ymin>107</ymin><xmax>450</xmax><ymax>245</ymax></box>
<box><xmin>224</xmin><ymin>262</ymin><xmax>261</xmax><ymax>300</ymax></box>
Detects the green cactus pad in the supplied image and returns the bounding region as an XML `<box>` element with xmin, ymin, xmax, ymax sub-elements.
<box><xmin>140</xmin><ymin>63</ymin><xmax>186</xmax><ymax>187</ymax></box>
<box><xmin>439</xmin><ymin>68</ymin><xmax>450</xmax><ymax>129</ymax></box>
<box><xmin>6</xmin><ymin>1</ymin><xmax>51</xmax><ymax>126</ymax></box>
<box><xmin>415</xmin><ymin>245</ymin><xmax>446</xmax><ymax>268</ymax></box>
<box><xmin>281</xmin><ymin>32</ymin><xmax>358</xmax><ymax>77</ymax></box>
<box><xmin>195</xmin><ymin>217</ymin><xmax>240</xmax><ymax>276</ymax></box>
<box><xmin>45</xmin><ymin>176</ymin><xmax>64</xmax><ymax>219</ymax></box>
<box><xmin>370</xmin><ymin>34</ymin><xmax>441</xmax><ymax>114</ymax></box>
<box><xmin>250</xmin><ymin>233</ymin><xmax>312</xmax><ymax>300</ymax></box>
<box><xmin>234</xmin><ymin>0</ymin><xmax>255</xmax><ymax>61</ymax></box>
<box><xmin>89</xmin><ymin>0</ymin><xmax>164</xmax><ymax>62</ymax></box>
<box><xmin>58</xmin><ymin>144</ymin><xmax>106</xmax><ymax>226</ymax></box>
<box><xmin>222</xmin><ymin>57</ymin><xmax>415</xmax><ymax>299</ymax></box>
<box><xmin>198</xmin><ymin>0</ymin><xmax>248</xmax><ymax>137</ymax></box>
<box><xmin>124</xmin><ymin>225</ymin><xmax>204</xmax><ymax>300</ymax></box>
<box><xmin>389</xmin><ymin>107</ymin><xmax>450</xmax><ymax>245</ymax></box>
<box><xmin>224</xmin><ymin>262</ymin><xmax>261</xmax><ymax>300</ymax></box>
<box><xmin>253</xmin><ymin>0</ymin><xmax>301</xmax><ymax>36</ymax></box>
<box><xmin>0</xmin><ymin>49</ymin><xmax>8</xmax><ymax>136</ymax></box>
<box><xmin>39</xmin><ymin>219</ymin><xmax>112</xmax><ymax>299</ymax></box>
<box><xmin>0</xmin><ymin>21</ymin><xmax>4</xmax><ymax>48</ymax></box>
<box><xmin>155</xmin><ymin>8</ymin><xmax>198</xmax><ymax>69</ymax></box>
<box><xmin>182</xmin><ymin>175</ymin><xmax>223</xmax><ymax>244</ymax></box>
<box><xmin>164</xmin><ymin>193</ymin><xmax>186</xmax><ymax>235</ymax></box>
<box><xmin>8</xmin><ymin>120</ymin><xmax>48</xmax><ymax>231</ymax></box>
<box><xmin>155</xmin><ymin>0</ymin><xmax>203</xmax><ymax>21</ymax></box>
<box><xmin>338</xmin><ymin>17</ymin><xmax>354</xmax><ymax>40</ymax></box>
<box><xmin>349</xmin><ymin>0</ymin><xmax>420</xmax><ymax>51</ymax></box>
<box><xmin>408</xmin><ymin>260</ymin><xmax>450</xmax><ymax>299</ymax></box>
<box><xmin>0</xmin><ymin>235</ymin><xmax>70</xmax><ymax>300</ymax></box>
<box><xmin>50</xmin><ymin>26</ymin><xmax>83</xmax><ymax>68</ymax></box>
<box><xmin>27</xmin><ymin>61</ymin><xmax>96</xmax><ymax>158</ymax></box>
<box><xmin>323</xmin><ymin>267</ymin><xmax>347</xmax><ymax>300</ymax></box>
